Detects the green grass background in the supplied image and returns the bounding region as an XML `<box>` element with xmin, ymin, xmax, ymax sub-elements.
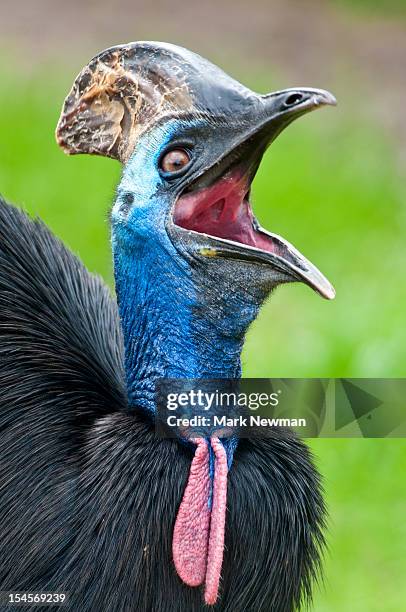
<box><xmin>333</xmin><ymin>0</ymin><xmax>406</xmax><ymax>16</ymax></box>
<box><xmin>0</xmin><ymin>62</ymin><xmax>405</xmax><ymax>610</ymax></box>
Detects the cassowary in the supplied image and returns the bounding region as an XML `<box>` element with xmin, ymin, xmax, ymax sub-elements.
<box><xmin>0</xmin><ymin>42</ymin><xmax>335</xmax><ymax>611</ymax></box>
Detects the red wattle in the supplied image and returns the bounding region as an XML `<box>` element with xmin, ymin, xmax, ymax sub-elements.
<box><xmin>172</xmin><ymin>438</ymin><xmax>211</xmax><ymax>586</ymax></box>
<box><xmin>172</xmin><ymin>437</ymin><xmax>229</xmax><ymax>606</ymax></box>
<box><xmin>204</xmin><ymin>437</ymin><xmax>228</xmax><ymax>605</ymax></box>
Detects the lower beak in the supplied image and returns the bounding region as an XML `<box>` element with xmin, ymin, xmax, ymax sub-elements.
<box><xmin>252</xmin><ymin>226</ymin><xmax>335</xmax><ymax>299</ymax></box>
<box><xmin>202</xmin><ymin>230</ymin><xmax>335</xmax><ymax>300</ymax></box>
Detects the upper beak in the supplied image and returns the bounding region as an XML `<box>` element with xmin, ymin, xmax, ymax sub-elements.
<box><xmin>255</xmin><ymin>87</ymin><xmax>337</xmax><ymax>150</ymax></box>
<box><xmin>263</xmin><ymin>87</ymin><xmax>337</xmax><ymax>117</ymax></box>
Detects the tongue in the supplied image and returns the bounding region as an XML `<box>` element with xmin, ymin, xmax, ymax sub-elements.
<box><xmin>172</xmin><ymin>437</ymin><xmax>228</xmax><ymax>605</ymax></box>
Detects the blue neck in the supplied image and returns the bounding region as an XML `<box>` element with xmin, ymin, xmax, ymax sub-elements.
<box><xmin>113</xmin><ymin>233</ymin><xmax>259</xmax><ymax>414</ymax></box>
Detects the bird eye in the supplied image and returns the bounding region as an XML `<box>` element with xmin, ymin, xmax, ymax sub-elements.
<box><xmin>160</xmin><ymin>148</ymin><xmax>191</xmax><ymax>175</ymax></box>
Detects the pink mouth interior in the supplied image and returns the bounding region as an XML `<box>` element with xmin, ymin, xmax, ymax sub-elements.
<box><xmin>173</xmin><ymin>170</ymin><xmax>279</xmax><ymax>254</ymax></box>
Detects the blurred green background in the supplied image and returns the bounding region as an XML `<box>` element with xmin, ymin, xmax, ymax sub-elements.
<box><xmin>0</xmin><ymin>0</ymin><xmax>405</xmax><ymax>610</ymax></box>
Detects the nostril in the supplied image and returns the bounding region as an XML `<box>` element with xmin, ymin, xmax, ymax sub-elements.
<box><xmin>284</xmin><ymin>93</ymin><xmax>304</xmax><ymax>107</ymax></box>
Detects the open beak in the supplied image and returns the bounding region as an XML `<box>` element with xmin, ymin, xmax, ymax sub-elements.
<box><xmin>173</xmin><ymin>87</ymin><xmax>336</xmax><ymax>300</ymax></box>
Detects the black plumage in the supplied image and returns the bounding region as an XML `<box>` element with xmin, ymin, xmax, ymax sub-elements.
<box><xmin>0</xmin><ymin>198</ymin><xmax>326</xmax><ymax>610</ymax></box>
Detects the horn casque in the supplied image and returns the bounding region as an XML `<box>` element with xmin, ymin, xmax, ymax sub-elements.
<box><xmin>56</xmin><ymin>41</ymin><xmax>261</xmax><ymax>163</ymax></box>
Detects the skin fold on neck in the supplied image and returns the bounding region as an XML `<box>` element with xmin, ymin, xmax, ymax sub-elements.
<box><xmin>112</xmin><ymin>232</ymin><xmax>261</xmax><ymax>414</ymax></box>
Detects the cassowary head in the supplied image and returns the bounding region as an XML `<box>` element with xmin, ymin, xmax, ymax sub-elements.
<box><xmin>57</xmin><ymin>41</ymin><xmax>335</xmax><ymax>308</ymax></box>
<box><xmin>56</xmin><ymin>42</ymin><xmax>335</xmax><ymax>606</ymax></box>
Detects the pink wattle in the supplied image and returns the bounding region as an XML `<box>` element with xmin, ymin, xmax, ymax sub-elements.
<box><xmin>172</xmin><ymin>438</ymin><xmax>211</xmax><ymax>586</ymax></box>
<box><xmin>204</xmin><ymin>438</ymin><xmax>228</xmax><ymax>605</ymax></box>
<box><xmin>172</xmin><ymin>437</ymin><xmax>229</xmax><ymax>605</ymax></box>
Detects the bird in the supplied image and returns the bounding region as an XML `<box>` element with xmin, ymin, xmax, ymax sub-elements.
<box><xmin>0</xmin><ymin>42</ymin><xmax>336</xmax><ymax>612</ymax></box>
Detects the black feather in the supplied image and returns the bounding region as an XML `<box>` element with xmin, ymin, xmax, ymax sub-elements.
<box><xmin>0</xmin><ymin>198</ymin><xmax>326</xmax><ymax>611</ymax></box>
